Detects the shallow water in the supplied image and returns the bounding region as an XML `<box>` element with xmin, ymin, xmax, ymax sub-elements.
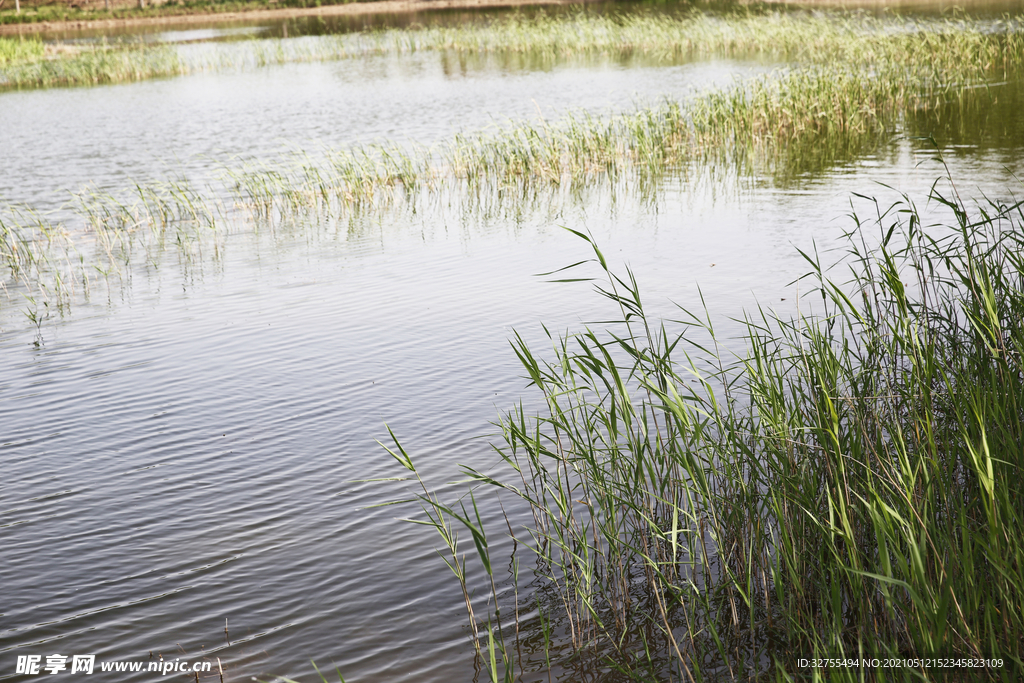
<box><xmin>3</xmin><ymin>6</ymin><xmax>1024</xmax><ymax>683</ymax></box>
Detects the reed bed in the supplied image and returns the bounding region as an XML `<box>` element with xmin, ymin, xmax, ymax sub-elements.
<box><xmin>357</xmin><ymin>11</ymin><xmax>1024</xmax><ymax>70</ymax></box>
<box><xmin>185</xmin><ymin>11</ymin><xmax>1024</xmax><ymax>218</ymax></box>
<box><xmin>386</xmin><ymin>181</ymin><xmax>1024</xmax><ymax>681</ymax></box>
<box><xmin>0</xmin><ymin>36</ymin><xmax>43</xmax><ymax>65</ymax></box>
<box><xmin>3</xmin><ymin>10</ymin><xmax>1024</xmax><ymax>90</ymax></box>
<box><xmin>0</xmin><ymin>39</ymin><xmax>183</xmax><ymax>87</ymax></box>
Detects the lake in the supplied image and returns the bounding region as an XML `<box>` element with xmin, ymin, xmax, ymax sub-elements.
<box><xmin>2</xmin><ymin>3</ymin><xmax>1023</xmax><ymax>681</ymax></box>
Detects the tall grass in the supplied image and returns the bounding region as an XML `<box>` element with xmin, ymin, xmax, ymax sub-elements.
<box><xmin>388</xmin><ymin>179</ymin><xmax>1024</xmax><ymax>680</ymax></box>
<box><xmin>0</xmin><ymin>36</ymin><xmax>43</xmax><ymax>65</ymax></box>
<box><xmin>0</xmin><ymin>40</ymin><xmax>183</xmax><ymax>87</ymax></box>
<box><xmin>356</xmin><ymin>10</ymin><xmax>1024</xmax><ymax>70</ymax></box>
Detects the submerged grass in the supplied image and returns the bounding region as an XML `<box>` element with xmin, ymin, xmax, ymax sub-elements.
<box><xmin>388</xmin><ymin>179</ymin><xmax>1024</xmax><ymax>680</ymax></box>
<box><xmin>226</xmin><ymin>59</ymin><xmax>1000</xmax><ymax>217</ymax></box>
<box><xmin>0</xmin><ymin>178</ymin><xmax>221</xmax><ymax>319</ymax></box>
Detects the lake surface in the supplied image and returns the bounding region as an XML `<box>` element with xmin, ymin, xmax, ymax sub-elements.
<box><xmin>3</xmin><ymin>4</ymin><xmax>1024</xmax><ymax>682</ymax></box>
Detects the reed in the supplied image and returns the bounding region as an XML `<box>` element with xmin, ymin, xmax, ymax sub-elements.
<box><xmin>224</xmin><ymin>59</ymin><xmax>1001</xmax><ymax>218</ymax></box>
<box><xmin>354</xmin><ymin>10</ymin><xmax>1024</xmax><ymax>69</ymax></box>
<box><xmin>388</xmin><ymin>178</ymin><xmax>1024</xmax><ymax>680</ymax></box>
<box><xmin>0</xmin><ymin>36</ymin><xmax>43</xmax><ymax>65</ymax></box>
<box><xmin>0</xmin><ymin>40</ymin><xmax>183</xmax><ymax>88</ymax></box>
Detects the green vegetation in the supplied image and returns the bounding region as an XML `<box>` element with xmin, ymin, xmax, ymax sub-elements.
<box><xmin>358</xmin><ymin>10</ymin><xmax>1022</xmax><ymax>69</ymax></box>
<box><xmin>225</xmin><ymin>60</ymin><xmax>999</xmax><ymax>215</ymax></box>
<box><xmin>0</xmin><ymin>35</ymin><xmax>43</xmax><ymax>64</ymax></box>
<box><xmin>0</xmin><ymin>39</ymin><xmax>182</xmax><ymax>86</ymax></box>
<box><xmin>0</xmin><ymin>179</ymin><xmax>217</xmax><ymax>316</ymax></box>
<box><xmin>388</xmin><ymin>180</ymin><xmax>1024</xmax><ymax>680</ymax></box>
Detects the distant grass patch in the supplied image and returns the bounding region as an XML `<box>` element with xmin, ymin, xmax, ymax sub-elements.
<box><xmin>0</xmin><ymin>35</ymin><xmax>43</xmax><ymax>64</ymax></box>
<box><xmin>0</xmin><ymin>39</ymin><xmax>182</xmax><ymax>86</ymax></box>
<box><xmin>356</xmin><ymin>10</ymin><xmax>1023</xmax><ymax>68</ymax></box>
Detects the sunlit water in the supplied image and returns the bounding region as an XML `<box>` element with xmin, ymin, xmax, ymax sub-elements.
<box><xmin>3</xmin><ymin>5</ymin><xmax>1024</xmax><ymax>682</ymax></box>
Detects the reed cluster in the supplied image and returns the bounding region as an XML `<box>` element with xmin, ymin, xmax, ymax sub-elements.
<box><xmin>0</xmin><ymin>39</ymin><xmax>182</xmax><ymax>87</ymax></box>
<box><xmin>357</xmin><ymin>10</ymin><xmax>1024</xmax><ymax>70</ymax></box>
<box><xmin>0</xmin><ymin>36</ymin><xmax>43</xmax><ymax>65</ymax></box>
<box><xmin>0</xmin><ymin>179</ymin><xmax>218</xmax><ymax>318</ymax></box>
<box><xmin>388</xmin><ymin>182</ymin><xmax>1024</xmax><ymax>681</ymax></box>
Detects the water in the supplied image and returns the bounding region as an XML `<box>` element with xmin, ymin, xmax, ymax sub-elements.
<box><xmin>0</xmin><ymin>54</ymin><xmax>774</xmax><ymax>210</ymax></box>
<box><xmin>3</xmin><ymin>5</ymin><xmax>1024</xmax><ymax>682</ymax></box>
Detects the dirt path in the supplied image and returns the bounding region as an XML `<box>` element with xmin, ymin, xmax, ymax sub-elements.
<box><xmin>0</xmin><ymin>0</ymin><xmax>586</xmax><ymax>35</ymax></box>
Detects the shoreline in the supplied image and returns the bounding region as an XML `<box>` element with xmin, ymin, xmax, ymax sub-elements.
<box><xmin>0</xmin><ymin>0</ymin><xmax>586</xmax><ymax>35</ymax></box>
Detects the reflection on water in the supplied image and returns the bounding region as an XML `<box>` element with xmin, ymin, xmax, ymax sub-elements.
<box><xmin>144</xmin><ymin>26</ymin><xmax>270</xmax><ymax>43</ymax></box>
<box><xmin>29</xmin><ymin>1</ymin><xmax>655</xmax><ymax>43</ymax></box>
<box><xmin>2</xmin><ymin>4</ymin><xmax>1024</xmax><ymax>682</ymax></box>
<box><xmin>27</xmin><ymin>0</ymin><xmax>1024</xmax><ymax>44</ymax></box>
